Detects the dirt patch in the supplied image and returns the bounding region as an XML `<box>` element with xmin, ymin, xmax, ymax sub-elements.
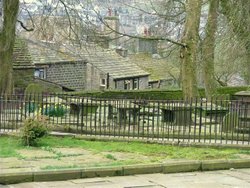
<box><xmin>233</xmin><ymin>154</ymin><xmax>250</xmax><ymax>159</ymax></box>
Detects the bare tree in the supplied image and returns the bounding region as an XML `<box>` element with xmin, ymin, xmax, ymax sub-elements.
<box><xmin>180</xmin><ymin>0</ymin><xmax>202</xmax><ymax>99</ymax></box>
<box><xmin>0</xmin><ymin>0</ymin><xmax>19</xmax><ymax>96</ymax></box>
<box><xmin>214</xmin><ymin>20</ymin><xmax>247</xmax><ymax>86</ymax></box>
<box><xmin>3</xmin><ymin>0</ymin><xmax>246</xmax><ymax>98</ymax></box>
<box><xmin>220</xmin><ymin>0</ymin><xmax>250</xmax><ymax>84</ymax></box>
<box><xmin>202</xmin><ymin>0</ymin><xmax>219</xmax><ymax>98</ymax></box>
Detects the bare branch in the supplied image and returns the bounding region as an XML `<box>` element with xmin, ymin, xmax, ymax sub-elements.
<box><xmin>17</xmin><ymin>19</ymin><xmax>34</xmax><ymax>31</ymax></box>
<box><xmin>58</xmin><ymin>0</ymin><xmax>82</xmax><ymax>47</ymax></box>
<box><xmin>96</xmin><ymin>13</ymin><xmax>186</xmax><ymax>47</ymax></box>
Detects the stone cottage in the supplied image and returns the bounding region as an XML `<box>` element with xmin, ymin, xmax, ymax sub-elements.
<box><xmin>129</xmin><ymin>53</ymin><xmax>179</xmax><ymax>89</ymax></box>
<box><xmin>13</xmin><ymin>39</ymin><xmax>149</xmax><ymax>91</ymax></box>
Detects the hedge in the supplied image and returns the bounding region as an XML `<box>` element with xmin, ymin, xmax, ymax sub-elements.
<box><xmin>65</xmin><ymin>86</ymin><xmax>249</xmax><ymax>100</ymax></box>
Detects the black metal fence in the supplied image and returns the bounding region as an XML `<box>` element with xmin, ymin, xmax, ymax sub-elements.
<box><xmin>0</xmin><ymin>94</ymin><xmax>249</xmax><ymax>145</ymax></box>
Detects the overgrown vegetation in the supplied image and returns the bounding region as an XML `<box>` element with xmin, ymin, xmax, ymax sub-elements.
<box><xmin>19</xmin><ymin>116</ymin><xmax>49</xmax><ymax>146</ymax></box>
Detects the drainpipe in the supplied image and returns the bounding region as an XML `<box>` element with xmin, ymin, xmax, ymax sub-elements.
<box><xmin>107</xmin><ymin>73</ymin><xmax>110</xmax><ymax>89</ymax></box>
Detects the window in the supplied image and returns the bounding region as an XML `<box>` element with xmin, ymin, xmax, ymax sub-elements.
<box><xmin>133</xmin><ymin>79</ymin><xmax>138</xmax><ymax>90</ymax></box>
<box><xmin>34</xmin><ymin>68</ymin><xmax>46</xmax><ymax>79</ymax></box>
<box><xmin>100</xmin><ymin>78</ymin><xmax>106</xmax><ymax>86</ymax></box>
<box><xmin>124</xmin><ymin>79</ymin><xmax>139</xmax><ymax>90</ymax></box>
<box><xmin>124</xmin><ymin>80</ymin><xmax>130</xmax><ymax>90</ymax></box>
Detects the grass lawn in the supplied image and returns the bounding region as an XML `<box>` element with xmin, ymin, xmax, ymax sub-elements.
<box><xmin>1</xmin><ymin>135</ymin><xmax>250</xmax><ymax>171</ymax></box>
<box><xmin>1</xmin><ymin>135</ymin><xmax>249</xmax><ymax>161</ymax></box>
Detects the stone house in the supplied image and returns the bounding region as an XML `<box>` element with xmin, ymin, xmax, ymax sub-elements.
<box><xmin>13</xmin><ymin>39</ymin><xmax>149</xmax><ymax>92</ymax></box>
<box><xmin>129</xmin><ymin>53</ymin><xmax>179</xmax><ymax>89</ymax></box>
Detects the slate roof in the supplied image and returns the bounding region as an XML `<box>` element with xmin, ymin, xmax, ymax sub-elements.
<box><xmin>13</xmin><ymin>39</ymin><xmax>149</xmax><ymax>80</ymax></box>
<box><xmin>76</xmin><ymin>50</ymin><xmax>150</xmax><ymax>80</ymax></box>
<box><xmin>13</xmin><ymin>38</ymin><xmax>34</xmax><ymax>68</ymax></box>
<box><xmin>27</xmin><ymin>40</ymin><xmax>85</xmax><ymax>64</ymax></box>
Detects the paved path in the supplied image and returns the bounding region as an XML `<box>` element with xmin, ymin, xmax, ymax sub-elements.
<box><xmin>3</xmin><ymin>168</ymin><xmax>250</xmax><ymax>188</ymax></box>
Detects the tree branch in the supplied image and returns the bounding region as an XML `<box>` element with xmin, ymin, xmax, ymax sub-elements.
<box><xmin>17</xmin><ymin>20</ymin><xmax>34</xmax><ymax>31</ymax></box>
<box><xmin>96</xmin><ymin>14</ymin><xmax>186</xmax><ymax>47</ymax></box>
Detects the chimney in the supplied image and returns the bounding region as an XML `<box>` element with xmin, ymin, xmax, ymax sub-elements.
<box><xmin>103</xmin><ymin>8</ymin><xmax>119</xmax><ymax>47</ymax></box>
<box><xmin>87</xmin><ymin>35</ymin><xmax>110</xmax><ymax>49</ymax></box>
<box><xmin>116</xmin><ymin>48</ymin><xmax>128</xmax><ymax>57</ymax></box>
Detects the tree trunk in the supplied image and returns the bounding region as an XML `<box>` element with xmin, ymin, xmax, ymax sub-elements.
<box><xmin>202</xmin><ymin>0</ymin><xmax>219</xmax><ymax>98</ymax></box>
<box><xmin>180</xmin><ymin>0</ymin><xmax>202</xmax><ymax>100</ymax></box>
<box><xmin>0</xmin><ymin>0</ymin><xmax>19</xmax><ymax>96</ymax></box>
<box><xmin>245</xmin><ymin>44</ymin><xmax>250</xmax><ymax>84</ymax></box>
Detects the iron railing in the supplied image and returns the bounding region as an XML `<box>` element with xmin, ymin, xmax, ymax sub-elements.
<box><xmin>0</xmin><ymin>94</ymin><xmax>249</xmax><ymax>145</ymax></box>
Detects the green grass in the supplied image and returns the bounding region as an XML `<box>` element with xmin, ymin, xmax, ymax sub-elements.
<box><xmin>28</xmin><ymin>136</ymin><xmax>250</xmax><ymax>160</ymax></box>
<box><xmin>0</xmin><ymin>136</ymin><xmax>22</xmax><ymax>158</ymax></box>
<box><xmin>0</xmin><ymin>135</ymin><xmax>249</xmax><ymax>161</ymax></box>
<box><xmin>41</xmin><ymin>164</ymin><xmax>79</xmax><ymax>170</ymax></box>
<box><xmin>105</xmin><ymin>154</ymin><xmax>117</xmax><ymax>160</ymax></box>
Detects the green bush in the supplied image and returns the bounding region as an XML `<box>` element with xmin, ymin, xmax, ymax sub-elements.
<box><xmin>20</xmin><ymin>116</ymin><xmax>49</xmax><ymax>146</ymax></box>
<box><xmin>66</xmin><ymin>86</ymin><xmax>248</xmax><ymax>100</ymax></box>
<box><xmin>67</xmin><ymin>89</ymin><xmax>184</xmax><ymax>100</ymax></box>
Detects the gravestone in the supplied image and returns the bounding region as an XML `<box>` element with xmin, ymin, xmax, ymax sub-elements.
<box><xmin>233</xmin><ymin>91</ymin><xmax>250</xmax><ymax>133</ymax></box>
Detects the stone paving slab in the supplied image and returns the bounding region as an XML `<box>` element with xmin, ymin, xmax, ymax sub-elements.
<box><xmin>4</xmin><ymin>169</ymin><xmax>250</xmax><ymax>188</ymax></box>
<box><xmin>221</xmin><ymin>169</ymin><xmax>250</xmax><ymax>182</ymax></box>
<box><xmin>1</xmin><ymin>159</ymin><xmax>250</xmax><ymax>184</ymax></box>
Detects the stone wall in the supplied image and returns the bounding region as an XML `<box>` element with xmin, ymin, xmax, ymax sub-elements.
<box><xmin>36</xmin><ymin>60</ymin><xmax>148</xmax><ymax>91</ymax></box>
<box><xmin>139</xmin><ymin>76</ymin><xmax>149</xmax><ymax>89</ymax></box>
<box><xmin>115</xmin><ymin>80</ymin><xmax>124</xmax><ymax>90</ymax></box>
<box><xmin>115</xmin><ymin>76</ymin><xmax>149</xmax><ymax>90</ymax></box>
<box><xmin>85</xmin><ymin>64</ymin><xmax>107</xmax><ymax>90</ymax></box>
<box><xmin>45</xmin><ymin>61</ymin><xmax>87</xmax><ymax>91</ymax></box>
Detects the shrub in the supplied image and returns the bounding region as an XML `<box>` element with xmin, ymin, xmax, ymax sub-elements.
<box><xmin>68</xmin><ymin>86</ymin><xmax>249</xmax><ymax>100</ymax></box>
<box><xmin>20</xmin><ymin>116</ymin><xmax>49</xmax><ymax>146</ymax></box>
